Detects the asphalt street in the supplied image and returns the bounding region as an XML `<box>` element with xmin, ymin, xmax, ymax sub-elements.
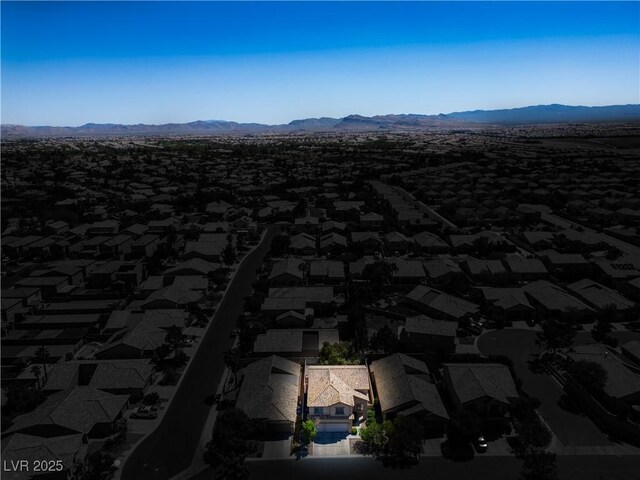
<box><xmin>188</xmin><ymin>455</ymin><xmax>640</xmax><ymax>480</ymax></box>
<box><xmin>121</xmin><ymin>225</ymin><xmax>281</xmax><ymax>480</ymax></box>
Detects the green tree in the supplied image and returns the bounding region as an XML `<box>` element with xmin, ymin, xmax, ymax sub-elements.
<box><xmin>360</xmin><ymin>420</ymin><xmax>387</xmax><ymax>455</ymax></box>
<box><xmin>30</xmin><ymin>364</ymin><xmax>42</xmax><ymax>390</ymax></box>
<box><xmin>293</xmin><ymin>198</ymin><xmax>308</xmax><ymax>218</ymax></box>
<box><xmin>222</xmin><ymin>242</ymin><xmax>237</xmax><ymax>267</ymax></box>
<box><xmin>203</xmin><ymin>408</ymin><xmax>257</xmax><ymax>480</ymax></box>
<box><xmin>456</xmin><ymin>409</ymin><xmax>482</xmax><ymax>441</ymax></box>
<box><xmin>34</xmin><ymin>346</ymin><xmax>51</xmax><ymax>384</ymax></box>
<box><xmin>164</xmin><ymin>325</ymin><xmax>186</xmax><ymax>356</ymax></box>
<box><xmin>223</xmin><ymin>348</ymin><xmax>241</xmax><ymax>388</ymax></box>
<box><xmin>568</xmin><ymin>360</ymin><xmax>607</xmax><ymax>393</ymax></box>
<box><xmin>362</xmin><ymin>261</ymin><xmax>398</xmax><ymax>296</ymax></box>
<box><xmin>5</xmin><ymin>384</ymin><xmax>46</xmax><ymax>415</ymax></box>
<box><xmin>520</xmin><ymin>450</ymin><xmax>558</xmax><ymax>480</ymax></box>
<box><xmin>348</xmin><ymin>306</ymin><xmax>368</xmax><ymax>354</ymax></box>
<box><xmin>535</xmin><ymin>320</ymin><xmax>576</xmax><ymax>356</ymax></box>
<box><xmin>75</xmin><ymin>450</ymin><xmax>116</xmax><ymax>480</ymax></box>
<box><xmin>369</xmin><ymin>325</ymin><xmax>398</xmax><ymax>354</ymax></box>
<box><xmin>301</xmin><ymin>420</ymin><xmax>317</xmax><ymax>445</ymax></box>
<box><xmin>318</xmin><ymin>342</ymin><xmax>358</xmax><ymax>365</ymax></box>
<box><xmin>387</xmin><ymin>415</ymin><xmax>424</xmax><ymax>457</ymax></box>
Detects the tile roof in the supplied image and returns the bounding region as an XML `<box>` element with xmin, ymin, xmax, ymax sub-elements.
<box><xmin>569</xmin><ymin>345</ymin><xmax>640</xmax><ymax>399</ymax></box>
<box><xmin>306</xmin><ymin>365</ymin><xmax>370</xmax><ymax>408</ymax></box>
<box><xmin>444</xmin><ymin>363</ymin><xmax>518</xmax><ymax>404</ymax></box>
<box><xmin>6</xmin><ymin>387</ymin><xmax>128</xmax><ymax>435</ymax></box>
<box><xmin>370</xmin><ymin>353</ymin><xmax>448</xmax><ymax>419</ymax></box>
<box><xmin>1</xmin><ymin>433</ymin><xmax>84</xmax><ymax>469</ymax></box>
<box><xmin>404</xmin><ymin>315</ymin><xmax>457</xmax><ymax>337</ymax></box>
<box><xmin>269</xmin><ymin>258</ymin><xmax>305</xmax><ymax>280</ymax></box>
<box><xmin>235</xmin><ymin>356</ymin><xmax>301</xmax><ymax>423</ymax></box>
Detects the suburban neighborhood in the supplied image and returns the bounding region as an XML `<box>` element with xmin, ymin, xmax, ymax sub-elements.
<box><xmin>1</xmin><ymin>125</ymin><xmax>640</xmax><ymax>480</ymax></box>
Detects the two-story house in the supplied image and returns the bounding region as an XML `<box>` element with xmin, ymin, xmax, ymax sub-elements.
<box><xmin>305</xmin><ymin>365</ymin><xmax>371</xmax><ymax>432</ymax></box>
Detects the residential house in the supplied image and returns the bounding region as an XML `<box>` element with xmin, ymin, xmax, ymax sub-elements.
<box><xmin>319</xmin><ymin>233</ymin><xmax>348</xmax><ymax>255</ymax></box>
<box><xmin>235</xmin><ymin>355</ymin><xmax>301</xmax><ymax>434</ymax></box>
<box><xmin>400</xmin><ymin>315</ymin><xmax>456</xmax><ymax>353</ymax></box>
<box><xmin>350</xmin><ymin>232</ymin><xmax>383</xmax><ymax>255</ymax></box>
<box><xmin>566</xmin><ymin>279</ymin><xmax>637</xmax><ymax>321</ymax></box>
<box><xmin>405</xmin><ymin>285</ymin><xmax>479</xmax><ymax>322</ymax></box>
<box><xmin>305</xmin><ymin>365</ymin><xmax>372</xmax><ymax>432</ymax></box>
<box><xmin>388</xmin><ymin>259</ymin><xmax>427</xmax><ymax>284</ymax></box>
<box><xmin>253</xmin><ymin>329</ymin><xmax>340</xmax><ymax>356</ymax></box>
<box><xmin>138</xmin><ymin>286</ymin><xmax>202</xmax><ymax>310</ymax></box>
<box><xmin>289</xmin><ymin>233</ymin><xmax>316</xmax><ymax>256</ymax></box>
<box><xmin>442</xmin><ymin>363</ymin><xmax>518</xmax><ymax>419</ymax></box>
<box><xmin>522</xmin><ymin>280</ymin><xmax>596</xmax><ymax>323</ymax></box>
<box><xmin>94</xmin><ymin>321</ymin><xmax>166</xmax><ymax>360</ymax></box>
<box><xmin>503</xmin><ymin>255</ymin><xmax>549</xmax><ymax>281</ymax></box>
<box><xmin>412</xmin><ymin>231</ymin><xmax>450</xmax><ymax>254</ymax></box>
<box><xmin>568</xmin><ymin>345</ymin><xmax>640</xmax><ymax>406</ymax></box>
<box><xmin>131</xmin><ymin>234</ymin><xmax>161</xmax><ymax>258</ymax></box>
<box><xmin>541</xmin><ymin>253</ymin><xmax>592</xmax><ymax>279</ymax></box>
<box><xmin>423</xmin><ymin>258</ymin><xmax>467</xmax><ymax>288</ymax></box>
<box><xmin>308</xmin><ymin>260</ymin><xmax>345</xmax><ymax>285</ymax></box>
<box><xmin>384</xmin><ymin>231</ymin><xmax>413</xmax><ymax>254</ymax></box>
<box><xmin>370</xmin><ymin>353</ymin><xmax>449</xmax><ymax>435</ymax></box>
<box><xmin>2</xmin><ymin>387</ymin><xmax>128</xmax><ymax>439</ymax></box>
<box><xmin>1</xmin><ymin>433</ymin><xmax>85</xmax><ymax>480</ymax></box>
<box><xmin>268</xmin><ymin>258</ymin><xmax>306</xmax><ymax>286</ymax></box>
<box><xmin>476</xmin><ymin>287</ymin><xmax>536</xmax><ymax>324</ymax></box>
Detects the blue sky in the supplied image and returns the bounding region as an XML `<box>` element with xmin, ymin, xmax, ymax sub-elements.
<box><xmin>2</xmin><ymin>1</ymin><xmax>639</xmax><ymax>125</ymax></box>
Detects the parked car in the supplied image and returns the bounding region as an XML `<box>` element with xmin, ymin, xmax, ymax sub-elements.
<box><xmin>475</xmin><ymin>435</ymin><xmax>488</xmax><ymax>453</ymax></box>
<box><xmin>131</xmin><ymin>406</ymin><xmax>159</xmax><ymax>419</ymax></box>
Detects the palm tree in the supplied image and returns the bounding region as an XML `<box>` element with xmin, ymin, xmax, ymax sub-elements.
<box><xmin>35</xmin><ymin>346</ymin><xmax>51</xmax><ymax>384</ymax></box>
<box><xmin>31</xmin><ymin>364</ymin><xmax>42</xmax><ymax>389</ymax></box>
<box><xmin>223</xmin><ymin>348</ymin><xmax>241</xmax><ymax>389</ymax></box>
<box><xmin>298</xmin><ymin>262</ymin><xmax>309</xmax><ymax>284</ymax></box>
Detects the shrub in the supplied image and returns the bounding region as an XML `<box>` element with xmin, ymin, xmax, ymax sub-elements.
<box><xmin>143</xmin><ymin>392</ymin><xmax>160</xmax><ymax>405</ymax></box>
<box><xmin>160</xmin><ymin>368</ymin><xmax>180</xmax><ymax>386</ymax></box>
<box><xmin>351</xmin><ymin>427</ymin><xmax>358</xmax><ymax>435</ymax></box>
<box><xmin>301</xmin><ymin>420</ymin><xmax>318</xmax><ymax>444</ymax></box>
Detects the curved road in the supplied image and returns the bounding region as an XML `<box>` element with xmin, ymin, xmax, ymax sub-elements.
<box><xmin>122</xmin><ymin>224</ymin><xmax>281</xmax><ymax>480</ymax></box>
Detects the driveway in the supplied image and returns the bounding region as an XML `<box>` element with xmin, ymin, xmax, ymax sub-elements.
<box><xmin>121</xmin><ymin>225</ymin><xmax>281</xmax><ymax>480</ymax></box>
<box><xmin>312</xmin><ymin>433</ymin><xmax>351</xmax><ymax>456</ymax></box>
<box><xmin>478</xmin><ymin>329</ymin><xmax>612</xmax><ymax>447</ymax></box>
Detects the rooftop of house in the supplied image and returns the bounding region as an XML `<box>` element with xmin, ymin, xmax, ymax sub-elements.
<box><xmin>253</xmin><ymin>329</ymin><xmax>339</xmax><ymax>353</ymax></box>
<box><xmin>566</xmin><ymin>278</ymin><xmax>636</xmax><ymax>311</ymax></box>
<box><xmin>568</xmin><ymin>345</ymin><xmax>640</xmax><ymax>400</ymax></box>
<box><xmin>1</xmin><ymin>433</ymin><xmax>84</xmax><ymax>468</ymax></box>
<box><xmin>443</xmin><ymin>363</ymin><xmax>519</xmax><ymax>405</ymax></box>
<box><xmin>370</xmin><ymin>353</ymin><xmax>449</xmax><ymax>419</ymax></box>
<box><xmin>5</xmin><ymin>387</ymin><xmax>129</xmax><ymax>436</ymax></box>
<box><xmin>269</xmin><ymin>258</ymin><xmax>306</xmax><ymax>280</ymax></box>
<box><xmin>404</xmin><ymin>315</ymin><xmax>457</xmax><ymax>337</ymax></box>
<box><xmin>522</xmin><ymin>280</ymin><xmax>595</xmax><ymax>313</ymax></box>
<box><xmin>306</xmin><ymin>364</ymin><xmax>370</xmax><ymax>408</ymax></box>
<box><xmin>235</xmin><ymin>355</ymin><xmax>301</xmax><ymax>423</ymax></box>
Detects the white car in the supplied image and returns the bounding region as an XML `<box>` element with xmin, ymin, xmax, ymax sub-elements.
<box><xmin>131</xmin><ymin>406</ymin><xmax>159</xmax><ymax>419</ymax></box>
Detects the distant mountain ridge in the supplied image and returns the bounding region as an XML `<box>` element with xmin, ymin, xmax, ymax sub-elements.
<box><xmin>3</xmin><ymin>104</ymin><xmax>639</xmax><ymax>138</ymax></box>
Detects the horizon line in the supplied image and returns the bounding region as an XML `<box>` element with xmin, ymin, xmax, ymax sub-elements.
<box><xmin>3</xmin><ymin>102</ymin><xmax>639</xmax><ymax>128</ymax></box>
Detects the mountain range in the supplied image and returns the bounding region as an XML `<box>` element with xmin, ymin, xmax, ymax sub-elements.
<box><xmin>2</xmin><ymin>104</ymin><xmax>639</xmax><ymax>138</ymax></box>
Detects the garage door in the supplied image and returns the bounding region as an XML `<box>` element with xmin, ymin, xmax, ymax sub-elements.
<box><xmin>318</xmin><ymin>422</ymin><xmax>350</xmax><ymax>433</ymax></box>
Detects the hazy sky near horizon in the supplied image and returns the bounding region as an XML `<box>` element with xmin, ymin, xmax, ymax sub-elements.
<box><xmin>2</xmin><ymin>1</ymin><xmax>639</xmax><ymax>126</ymax></box>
